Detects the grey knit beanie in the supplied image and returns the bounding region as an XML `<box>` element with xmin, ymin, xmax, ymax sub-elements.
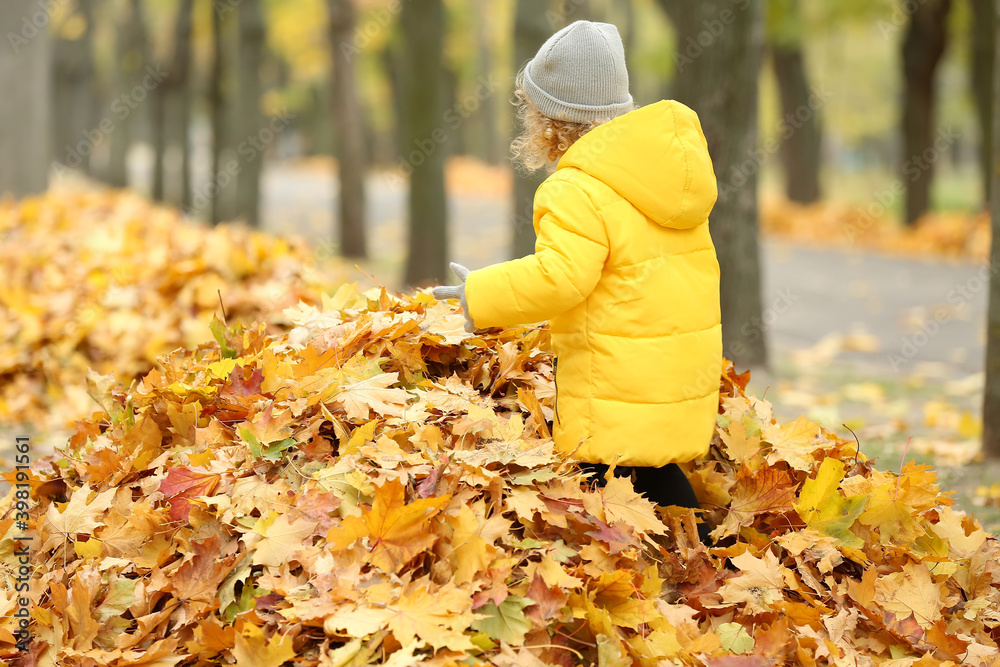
<box><xmin>522</xmin><ymin>20</ymin><xmax>633</xmax><ymax>124</ymax></box>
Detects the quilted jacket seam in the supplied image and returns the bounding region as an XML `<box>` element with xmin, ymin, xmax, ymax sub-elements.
<box><xmin>588</xmin><ymin>322</ymin><xmax>720</xmax><ymax>339</ymax></box>
<box><xmin>590</xmin><ymin>389</ymin><xmax>719</xmax><ymax>406</ymax></box>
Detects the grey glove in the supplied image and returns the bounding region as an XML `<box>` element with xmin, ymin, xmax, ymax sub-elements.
<box><xmin>432</xmin><ymin>262</ymin><xmax>477</xmax><ymax>332</ymax></box>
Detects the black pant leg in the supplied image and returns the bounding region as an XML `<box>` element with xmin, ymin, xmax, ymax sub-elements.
<box><xmin>633</xmin><ymin>463</ymin><xmax>699</xmax><ymax>509</ymax></box>
<box><xmin>632</xmin><ymin>464</ymin><xmax>712</xmax><ymax>545</ymax></box>
<box><xmin>579</xmin><ymin>462</ymin><xmax>610</xmax><ymax>486</ymax></box>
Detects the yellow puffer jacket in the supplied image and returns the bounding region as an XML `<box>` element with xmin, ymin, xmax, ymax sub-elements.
<box><xmin>464</xmin><ymin>99</ymin><xmax>721</xmax><ymax>467</ymax></box>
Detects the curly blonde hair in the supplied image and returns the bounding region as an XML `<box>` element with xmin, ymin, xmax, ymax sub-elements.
<box><xmin>509</xmin><ymin>69</ymin><xmax>630</xmax><ymax>173</ymax></box>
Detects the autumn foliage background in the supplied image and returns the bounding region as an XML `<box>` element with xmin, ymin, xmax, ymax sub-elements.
<box><xmin>5</xmin><ymin>0</ymin><xmax>1000</xmax><ymax>665</ymax></box>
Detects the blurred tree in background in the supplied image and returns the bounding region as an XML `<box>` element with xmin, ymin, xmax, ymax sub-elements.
<box><xmin>329</xmin><ymin>0</ymin><xmax>367</xmax><ymax>259</ymax></box>
<box><xmin>768</xmin><ymin>0</ymin><xmax>821</xmax><ymax>204</ymax></box>
<box><xmin>511</xmin><ymin>0</ymin><xmax>551</xmax><ymax>260</ymax></box>
<box><xmin>657</xmin><ymin>0</ymin><xmax>769</xmax><ymax>370</ymax></box>
<box><xmin>0</xmin><ymin>0</ymin><xmax>51</xmax><ymax>196</ymax></box>
<box><xmin>401</xmin><ymin>0</ymin><xmax>447</xmax><ymax>286</ymax></box>
<box><xmin>901</xmin><ymin>0</ymin><xmax>952</xmax><ymax>226</ymax></box>
<box><xmin>53</xmin><ymin>0</ymin><xmax>95</xmax><ymax>176</ymax></box>
<box><xmin>235</xmin><ymin>0</ymin><xmax>265</xmax><ymax>227</ymax></box>
<box><xmin>970</xmin><ymin>0</ymin><xmax>994</xmax><ymax>207</ymax></box>
<box><xmin>981</xmin><ymin>0</ymin><xmax>1000</xmax><ymax>459</ymax></box>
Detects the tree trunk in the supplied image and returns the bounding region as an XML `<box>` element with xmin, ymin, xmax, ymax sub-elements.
<box><xmin>476</xmin><ymin>0</ymin><xmax>500</xmax><ymax>164</ymax></box>
<box><xmin>512</xmin><ymin>0</ymin><xmax>551</xmax><ymax>260</ymax></box>
<box><xmin>771</xmin><ymin>45</ymin><xmax>821</xmax><ymax>203</ymax></box>
<box><xmin>153</xmin><ymin>0</ymin><xmax>193</xmax><ymax>205</ymax></box>
<box><xmin>401</xmin><ymin>0</ymin><xmax>448</xmax><ymax>286</ymax></box>
<box><xmin>107</xmin><ymin>0</ymin><xmax>147</xmax><ymax>189</ymax></box>
<box><xmin>971</xmin><ymin>0</ymin><xmax>994</xmax><ymax>208</ymax></box>
<box><xmin>328</xmin><ymin>0</ymin><xmax>367</xmax><ymax>259</ymax></box>
<box><xmin>209</xmin><ymin>0</ymin><xmax>227</xmax><ymax>224</ymax></box>
<box><xmin>52</xmin><ymin>0</ymin><xmax>95</xmax><ymax>174</ymax></box>
<box><xmin>617</xmin><ymin>0</ymin><xmax>635</xmax><ymax>59</ymax></box>
<box><xmin>657</xmin><ymin>0</ymin><xmax>768</xmax><ymax>370</ymax></box>
<box><xmin>236</xmin><ymin>0</ymin><xmax>265</xmax><ymax>227</ymax></box>
<box><xmin>769</xmin><ymin>0</ymin><xmax>821</xmax><ymax>204</ymax></box>
<box><xmin>981</xmin><ymin>0</ymin><xmax>1000</xmax><ymax>460</ymax></box>
<box><xmin>178</xmin><ymin>15</ymin><xmax>193</xmax><ymax>211</ymax></box>
<box><xmin>150</xmin><ymin>81</ymin><xmax>166</xmax><ymax>200</ymax></box>
<box><xmin>901</xmin><ymin>0</ymin><xmax>951</xmax><ymax>226</ymax></box>
<box><xmin>0</xmin><ymin>0</ymin><xmax>51</xmax><ymax>195</ymax></box>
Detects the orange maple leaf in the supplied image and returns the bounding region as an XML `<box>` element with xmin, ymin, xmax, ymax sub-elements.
<box><xmin>326</xmin><ymin>479</ymin><xmax>451</xmax><ymax>572</ymax></box>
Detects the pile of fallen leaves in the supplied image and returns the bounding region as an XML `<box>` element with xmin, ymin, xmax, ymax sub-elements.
<box><xmin>762</xmin><ymin>195</ymin><xmax>991</xmax><ymax>262</ymax></box>
<box><xmin>5</xmin><ymin>284</ymin><xmax>1000</xmax><ymax>666</ymax></box>
<box><xmin>0</xmin><ymin>188</ymin><xmax>347</xmax><ymax>434</ymax></box>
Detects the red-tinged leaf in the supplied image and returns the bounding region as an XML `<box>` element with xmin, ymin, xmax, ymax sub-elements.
<box><xmin>223</xmin><ymin>366</ymin><xmax>264</xmax><ymax>399</ymax></box>
<box><xmin>159</xmin><ymin>467</ymin><xmax>221</xmax><ymax>522</ymax></box>
<box><xmin>706</xmin><ymin>657</ymin><xmax>771</xmax><ymax>667</ymax></box>
<box><xmin>472</xmin><ymin>575</ymin><xmax>509</xmax><ymax>610</ymax></box>
<box><xmin>585</xmin><ymin>518</ymin><xmax>638</xmax><ymax>555</ymax></box>
<box><xmin>417</xmin><ymin>466</ymin><xmax>440</xmax><ymax>498</ymax></box>
<box><xmin>255</xmin><ymin>592</ymin><xmax>284</xmax><ymax>612</ymax></box>
<box><xmin>524</xmin><ymin>574</ymin><xmax>568</xmax><ymax>625</ymax></box>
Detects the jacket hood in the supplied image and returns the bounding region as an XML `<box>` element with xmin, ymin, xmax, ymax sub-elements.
<box><xmin>557</xmin><ymin>99</ymin><xmax>718</xmax><ymax>230</ymax></box>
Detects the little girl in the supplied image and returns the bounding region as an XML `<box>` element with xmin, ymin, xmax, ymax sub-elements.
<box><xmin>434</xmin><ymin>20</ymin><xmax>721</xmax><ymax>542</ymax></box>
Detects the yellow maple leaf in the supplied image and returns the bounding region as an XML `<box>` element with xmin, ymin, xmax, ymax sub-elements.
<box><xmin>793</xmin><ymin>457</ymin><xmax>867</xmax><ymax>548</ymax></box>
<box><xmin>245</xmin><ymin>404</ymin><xmax>295</xmax><ymax>444</ymax></box>
<box><xmin>856</xmin><ymin>470</ymin><xmax>923</xmax><ymax>545</ymax></box>
<box><xmin>874</xmin><ymin>562</ymin><xmax>944</xmax><ymax>629</ymax></box>
<box><xmin>720</xmin><ymin>412</ymin><xmax>762</xmax><ymax>461</ymax></box>
<box><xmin>245</xmin><ymin>511</ymin><xmax>318</xmax><ymax>567</ymax></box>
<box><xmin>383</xmin><ymin>580</ymin><xmax>476</xmax><ymax>652</ymax></box>
<box><xmin>231</xmin><ymin>620</ymin><xmax>297</xmax><ymax>667</ymax></box>
<box><xmin>41</xmin><ymin>487</ymin><xmax>116</xmax><ymax>553</ymax></box>
<box><xmin>599</xmin><ymin>476</ymin><xmax>666</xmax><ymax>537</ymax></box>
<box><xmin>444</xmin><ymin>504</ymin><xmax>497</xmax><ymax>585</ymax></box>
<box><xmin>328</xmin><ymin>372</ymin><xmax>412</xmax><ymax>420</ymax></box>
<box><xmin>763</xmin><ymin>415</ymin><xmax>822</xmax><ymax>471</ymax></box>
<box><xmin>717</xmin><ymin>550</ymin><xmax>791</xmax><ymax>614</ymax></box>
<box><xmin>326</xmin><ymin>480</ymin><xmax>450</xmax><ymax>572</ymax></box>
<box><xmin>589</xmin><ymin>569</ymin><xmax>658</xmax><ymax>630</ymax></box>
